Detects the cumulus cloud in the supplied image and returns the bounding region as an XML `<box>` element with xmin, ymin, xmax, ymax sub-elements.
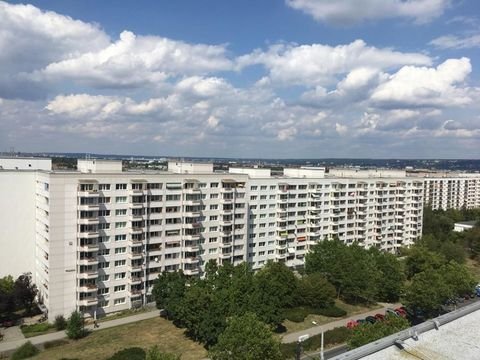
<box><xmin>370</xmin><ymin>58</ymin><xmax>473</xmax><ymax>108</ymax></box>
<box><xmin>34</xmin><ymin>31</ymin><xmax>233</xmax><ymax>88</ymax></box>
<box><xmin>286</xmin><ymin>0</ymin><xmax>450</xmax><ymax>25</ymax></box>
<box><xmin>237</xmin><ymin>40</ymin><xmax>431</xmax><ymax>86</ymax></box>
<box><xmin>430</xmin><ymin>33</ymin><xmax>480</xmax><ymax>49</ymax></box>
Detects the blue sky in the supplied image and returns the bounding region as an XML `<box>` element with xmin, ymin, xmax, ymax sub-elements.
<box><xmin>0</xmin><ymin>0</ymin><xmax>479</xmax><ymax>158</ymax></box>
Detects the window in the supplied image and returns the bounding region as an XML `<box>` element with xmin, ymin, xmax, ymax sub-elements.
<box><xmin>114</xmin><ymin>272</ymin><xmax>126</xmax><ymax>280</ymax></box>
<box><xmin>98</xmin><ymin>249</ymin><xmax>110</xmax><ymax>256</ymax></box>
<box><xmin>209</xmin><ymin>226</ymin><xmax>218</xmax><ymax>232</ymax></box>
<box><xmin>146</xmin><ymin>183</ymin><xmax>162</xmax><ymax>190</ymax></box>
<box><xmin>269</xmin><ymin>195</ymin><xmax>276</xmax><ymax>199</ymax></box>
<box><xmin>115</xmin><ymin>222</ymin><xmax>126</xmax><ymax>228</ymax></box>
<box><xmin>250</xmin><ymin>195</ymin><xmax>257</xmax><ymax>201</ymax></box>
<box><xmin>99</xmin><ymin>184</ymin><xmax>110</xmax><ymax>191</ymax></box>
<box><xmin>199</xmin><ymin>183</ymin><xmax>207</xmax><ymax>188</ymax></box>
<box><xmin>98</xmin><ymin>210</ymin><xmax>110</xmax><ymax>217</ymax></box>
<box><xmin>98</xmin><ymin>300</ymin><xmax>109</xmax><ymax>307</ymax></box>
<box><xmin>98</xmin><ymin>223</ymin><xmax>110</xmax><ymax>230</ymax></box>
<box><xmin>210</xmin><ymin>182</ymin><xmax>219</xmax><ymax>188</ymax></box>
<box><xmin>250</xmin><ymin>186</ymin><xmax>258</xmax><ymax>191</ymax></box>
<box><xmin>209</xmin><ymin>237</ymin><xmax>217</xmax><ymax>243</ymax></box>
<box><xmin>98</xmin><ymin>275</ymin><xmax>110</xmax><ymax>282</ymax></box>
<box><xmin>270</xmin><ymin>185</ymin><xmax>276</xmax><ymax>190</ymax></box>
<box><xmin>115</xmin><ymin>234</ymin><xmax>127</xmax><ymax>241</ymax></box>
<box><xmin>210</xmin><ymin>204</ymin><xmax>218</xmax><ymax>210</ymax></box>
<box><xmin>116</xmin><ymin>196</ymin><xmax>127</xmax><ymax>203</ymax></box>
<box><xmin>209</xmin><ymin>215</ymin><xmax>218</xmax><ymax>221</ymax></box>
<box><xmin>115</xmin><ymin>247</ymin><xmax>126</xmax><ymax>254</ymax></box>
<box><xmin>98</xmin><ymin>236</ymin><xmax>110</xmax><ymax>243</ymax></box>
<box><xmin>210</xmin><ymin>193</ymin><xmax>219</xmax><ymax>199</ymax></box>
<box><xmin>209</xmin><ymin>248</ymin><xmax>217</xmax><ymax>254</ymax></box>
<box><xmin>260</xmin><ymin>185</ymin><xmax>267</xmax><ymax>190</ymax></box>
<box><xmin>98</xmin><ymin>261</ymin><xmax>110</xmax><ymax>269</ymax></box>
<box><xmin>97</xmin><ymin>288</ymin><xmax>109</xmax><ymax>295</ymax></box>
<box><xmin>116</xmin><ymin>184</ymin><xmax>127</xmax><ymax>190</ymax></box>
<box><xmin>166</xmin><ymin>194</ymin><xmax>181</xmax><ymax>201</ymax></box>
<box><xmin>114</xmin><ymin>298</ymin><xmax>126</xmax><ymax>305</ymax></box>
<box><xmin>115</xmin><ymin>209</ymin><xmax>127</xmax><ymax>216</ymax></box>
<box><xmin>99</xmin><ymin>197</ymin><xmax>111</xmax><ymax>204</ymax></box>
<box><xmin>114</xmin><ymin>259</ymin><xmax>126</xmax><ymax>267</ymax></box>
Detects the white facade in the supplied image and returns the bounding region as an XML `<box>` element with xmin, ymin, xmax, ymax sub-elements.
<box><xmin>419</xmin><ymin>173</ymin><xmax>480</xmax><ymax>210</ymax></box>
<box><xmin>0</xmin><ymin>157</ymin><xmax>51</xmax><ymax>171</ymax></box>
<box><xmin>0</xmin><ymin>160</ymin><xmax>427</xmax><ymax>320</ymax></box>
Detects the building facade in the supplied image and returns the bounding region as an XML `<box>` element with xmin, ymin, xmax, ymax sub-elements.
<box><xmin>0</xmin><ymin>158</ymin><xmax>431</xmax><ymax>320</ymax></box>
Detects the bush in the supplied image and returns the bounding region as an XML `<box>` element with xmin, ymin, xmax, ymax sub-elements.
<box><xmin>66</xmin><ymin>311</ymin><xmax>86</xmax><ymax>340</ymax></box>
<box><xmin>54</xmin><ymin>315</ymin><xmax>67</xmax><ymax>330</ymax></box>
<box><xmin>283</xmin><ymin>307</ymin><xmax>309</xmax><ymax>323</ymax></box>
<box><xmin>280</xmin><ymin>327</ymin><xmax>351</xmax><ymax>358</ymax></box>
<box><xmin>10</xmin><ymin>341</ymin><xmax>39</xmax><ymax>360</ymax></box>
<box><xmin>43</xmin><ymin>339</ymin><xmax>69</xmax><ymax>349</ymax></box>
<box><xmin>316</xmin><ymin>305</ymin><xmax>347</xmax><ymax>317</ymax></box>
<box><xmin>108</xmin><ymin>347</ymin><xmax>146</xmax><ymax>360</ymax></box>
<box><xmin>147</xmin><ymin>346</ymin><xmax>180</xmax><ymax>360</ymax></box>
<box><xmin>20</xmin><ymin>322</ymin><xmax>54</xmax><ymax>337</ymax></box>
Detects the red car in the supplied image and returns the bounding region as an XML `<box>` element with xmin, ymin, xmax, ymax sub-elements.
<box><xmin>374</xmin><ymin>313</ymin><xmax>385</xmax><ymax>321</ymax></box>
<box><xmin>395</xmin><ymin>308</ymin><xmax>407</xmax><ymax>318</ymax></box>
<box><xmin>346</xmin><ymin>320</ymin><xmax>359</xmax><ymax>329</ymax></box>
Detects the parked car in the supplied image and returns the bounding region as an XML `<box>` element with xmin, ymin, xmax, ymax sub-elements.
<box><xmin>1</xmin><ymin>319</ymin><xmax>15</xmax><ymax>328</ymax></box>
<box><xmin>385</xmin><ymin>308</ymin><xmax>399</xmax><ymax>317</ymax></box>
<box><xmin>475</xmin><ymin>285</ymin><xmax>480</xmax><ymax>297</ymax></box>
<box><xmin>395</xmin><ymin>308</ymin><xmax>407</xmax><ymax>318</ymax></box>
<box><xmin>374</xmin><ymin>313</ymin><xmax>385</xmax><ymax>322</ymax></box>
<box><xmin>346</xmin><ymin>320</ymin><xmax>359</xmax><ymax>329</ymax></box>
<box><xmin>365</xmin><ymin>316</ymin><xmax>377</xmax><ymax>324</ymax></box>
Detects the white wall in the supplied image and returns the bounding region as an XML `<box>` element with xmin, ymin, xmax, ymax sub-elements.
<box><xmin>168</xmin><ymin>161</ymin><xmax>214</xmax><ymax>174</ymax></box>
<box><xmin>0</xmin><ymin>157</ymin><xmax>51</xmax><ymax>171</ymax></box>
<box><xmin>0</xmin><ymin>171</ymin><xmax>37</xmax><ymax>278</ymax></box>
<box><xmin>229</xmin><ymin>167</ymin><xmax>271</xmax><ymax>178</ymax></box>
<box><xmin>77</xmin><ymin>159</ymin><xmax>122</xmax><ymax>173</ymax></box>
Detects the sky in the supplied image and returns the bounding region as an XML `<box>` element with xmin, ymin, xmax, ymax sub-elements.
<box><xmin>0</xmin><ymin>0</ymin><xmax>479</xmax><ymax>159</ymax></box>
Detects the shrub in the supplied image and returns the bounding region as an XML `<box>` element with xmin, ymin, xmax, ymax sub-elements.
<box><xmin>316</xmin><ymin>305</ymin><xmax>347</xmax><ymax>317</ymax></box>
<box><xmin>283</xmin><ymin>307</ymin><xmax>309</xmax><ymax>323</ymax></box>
<box><xmin>66</xmin><ymin>311</ymin><xmax>86</xmax><ymax>340</ymax></box>
<box><xmin>108</xmin><ymin>347</ymin><xmax>146</xmax><ymax>360</ymax></box>
<box><xmin>10</xmin><ymin>341</ymin><xmax>39</xmax><ymax>360</ymax></box>
<box><xmin>54</xmin><ymin>315</ymin><xmax>67</xmax><ymax>330</ymax></box>
<box><xmin>20</xmin><ymin>322</ymin><xmax>54</xmax><ymax>337</ymax></box>
<box><xmin>147</xmin><ymin>346</ymin><xmax>180</xmax><ymax>360</ymax></box>
<box><xmin>43</xmin><ymin>339</ymin><xmax>69</xmax><ymax>349</ymax></box>
<box><xmin>280</xmin><ymin>327</ymin><xmax>351</xmax><ymax>359</ymax></box>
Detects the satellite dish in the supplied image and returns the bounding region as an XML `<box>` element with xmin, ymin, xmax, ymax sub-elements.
<box><xmin>155</xmin><ymin>257</ymin><xmax>159</xmax><ymax>262</ymax></box>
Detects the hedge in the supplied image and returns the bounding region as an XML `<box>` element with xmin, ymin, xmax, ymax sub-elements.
<box><xmin>107</xmin><ymin>347</ymin><xmax>146</xmax><ymax>360</ymax></box>
<box><xmin>280</xmin><ymin>327</ymin><xmax>351</xmax><ymax>359</ymax></box>
<box><xmin>284</xmin><ymin>305</ymin><xmax>347</xmax><ymax>323</ymax></box>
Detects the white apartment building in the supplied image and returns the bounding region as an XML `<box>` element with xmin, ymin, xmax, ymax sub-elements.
<box><xmin>410</xmin><ymin>171</ymin><xmax>480</xmax><ymax>210</ymax></box>
<box><xmin>232</xmin><ymin>167</ymin><xmax>424</xmax><ymax>271</ymax></box>
<box><xmin>0</xmin><ymin>158</ymin><xmax>424</xmax><ymax>320</ymax></box>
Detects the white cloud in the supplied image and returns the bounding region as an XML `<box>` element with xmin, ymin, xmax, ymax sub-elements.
<box><xmin>430</xmin><ymin>33</ymin><xmax>480</xmax><ymax>49</ymax></box>
<box><xmin>35</xmin><ymin>31</ymin><xmax>233</xmax><ymax>88</ymax></box>
<box><xmin>0</xmin><ymin>1</ymin><xmax>108</xmax><ymax>73</ymax></box>
<box><xmin>335</xmin><ymin>123</ymin><xmax>348</xmax><ymax>136</ymax></box>
<box><xmin>277</xmin><ymin>127</ymin><xmax>297</xmax><ymax>141</ymax></box>
<box><xmin>286</xmin><ymin>0</ymin><xmax>450</xmax><ymax>25</ymax></box>
<box><xmin>237</xmin><ymin>40</ymin><xmax>431</xmax><ymax>86</ymax></box>
<box><xmin>370</xmin><ymin>58</ymin><xmax>473</xmax><ymax>108</ymax></box>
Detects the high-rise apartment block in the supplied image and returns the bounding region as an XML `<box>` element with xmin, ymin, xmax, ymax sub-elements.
<box><xmin>1</xmin><ymin>157</ymin><xmax>478</xmax><ymax>320</ymax></box>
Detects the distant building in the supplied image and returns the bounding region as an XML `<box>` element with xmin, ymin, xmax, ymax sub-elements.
<box><xmin>454</xmin><ymin>221</ymin><xmax>477</xmax><ymax>232</ymax></box>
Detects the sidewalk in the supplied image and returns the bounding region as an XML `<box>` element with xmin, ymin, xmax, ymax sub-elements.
<box><xmin>0</xmin><ymin>309</ymin><xmax>160</xmax><ymax>354</ymax></box>
<box><xmin>281</xmin><ymin>303</ymin><xmax>402</xmax><ymax>343</ymax></box>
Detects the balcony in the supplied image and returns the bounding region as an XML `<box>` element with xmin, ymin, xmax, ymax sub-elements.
<box><xmin>128</xmin><ymin>276</ymin><xmax>143</xmax><ymax>285</ymax></box>
<box><xmin>183</xmin><ymin>234</ymin><xmax>200</xmax><ymax>241</ymax></box>
<box><xmin>130</xmin><ymin>202</ymin><xmax>144</xmax><ymax>209</ymax></box>
<box><xmin>78</xmin><ymin>203</ymin><xmax>99</xmax><ymax>211</ymax></box>
<box><xmin>183</xmin><ymin>268</ymin><xmax>200</xmax><ymax>276</ymax></box>
<box><xmin>183</xmin><ymin>257</ymin><xmax>200</xmax><ymax>264</ymax></box>
<box><xmin>78</xmin><ymin>271</ymin><xmax>98</xmax><ymax>280</ymax></box>
<box><xmin>78</xmin><ymin>231</ymin><xmax>99</xmax><ymax>238</ymax></box>
<box><xmin>184</xmin><ymin>199</ymin><xmax>202</xmax><ymax>206</ymax></box>
<box><xmin>78</xmin><ymin>217</ymin><xmax>100</xmax><ymax>225</ymax></box>
<box><xmin>128</xmin><ymin>251</ymin><xmax>144</xmax><ymax>260</ymax></box>
<box><xmin>78</xmin><ymin>243</ymin><xmax>100</xmax><ymax>252</ymax></box>
<box><xmin>78</xmin><ymin>190</ymin><xmax>99</xmax><ymax>198</ymax></box>
<box><xmin>183</xmin><ymin>222</ymin><xmax>201</xmax><ymax>229</ymax></box>
<box><xmin>79</xmin><ymin>258</ymin><xmax>99</xmax><ymax>266</ymax></box>
<box><xmin>78</xmin><ymin>296</ymin><xmax>98</xmax><ymax>307</ymax></box>
<box><xmin>78</xmin><ymin>284</ymin><xmax>97</xmax><ymax>292</ymax></box>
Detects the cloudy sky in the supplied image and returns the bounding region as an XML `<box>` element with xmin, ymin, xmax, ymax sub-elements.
<box><xmin>0</xmin><ymin>0</ymin><xmax>479</xmax><ymax>158</ymax></box>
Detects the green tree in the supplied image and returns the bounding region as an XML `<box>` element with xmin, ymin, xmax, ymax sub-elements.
<box><xmin>0</xmin><ymin>275</ymin><xmax>14</xmax><ymax>294</ymax></box>
<box><xmin>152</xmin><ymin>271</ymin><xmax>187</xmax><ymax>320</ymax></box>
<box><xmin>441</xmin><ymin>261</ymin><xmax>476</xmax><ymax>297</ymax></box>
<box><xmin>254</xmin><ymin>261</ymin><xmax>298</xmax><ymax>308</ymax></box>
<box><xmin>370</xmin><ymin>249</ymin><xmax>405</xmax><ymax>302</ymax></box>
<box><xmin>403</xmin><ymin>246</ymin><xmax>446</xmax><ymax>280</ymax></box>
<box><xmin>347</xmin><ymin>315</ymin><xmax>410</xmax><ymax>349</ymax></box>
<box><xmin>66</xmin><ymin>310</ymin><xmax>86</xmax><ymax>339</ymax></box>
<box><xmin>54</xmin><ymin>315</ymin><xmax>67</xmax><ymax>330</ymax></box>
<box><xmin>0</xmin><ymin>275</ymin><xmax>15</xmax><ymax>314</ymax></box>
<box><xmin>209</xmin><ymin>313</ymin><xmax>282</xmax><ymax>360</ymax></box>
<box><xmin>13</xmin><ymin>273</ymin><xmax>37</xmax><ymax>315</ymax></box>
<box><xmin>296</xmin><ymin>273</ymin><xmax>335</xmax><ymax>309</ymax></box>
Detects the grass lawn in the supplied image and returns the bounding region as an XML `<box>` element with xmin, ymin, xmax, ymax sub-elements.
<box><xmin>21</xmin><ymin>323</ymin><xmax>57</xmax><ymax>338</ymax></box>
<box><xmin>282</xmin><ymin>299</ymin><xmax>382</xmax><ymax>334</ymax></box>
<box><xmin>466</xmin><ymin>258</ymin><xmax>480</xmax><ymax>282</ymax></box>
<box><xmin>32</xmin><ymin>317</ymin><xmax>207</xmax><ymax>360</ymax></box>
